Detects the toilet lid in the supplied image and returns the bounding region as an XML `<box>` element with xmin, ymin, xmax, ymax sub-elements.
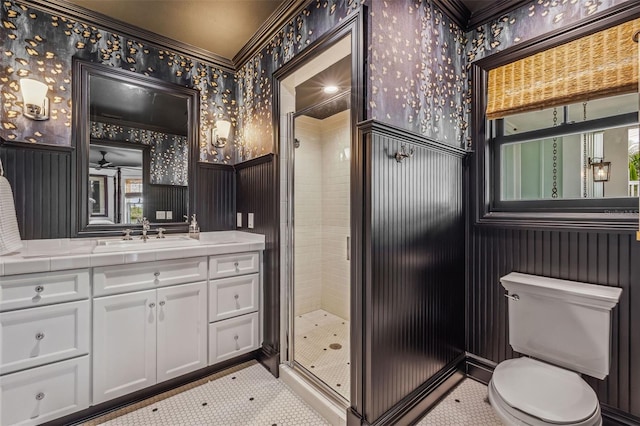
<box><xmin>492</xmin><ymin>358</ymin><xmax>599</xmax><ymax>424</ymax></box>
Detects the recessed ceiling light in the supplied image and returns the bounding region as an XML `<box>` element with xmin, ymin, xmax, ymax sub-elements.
<box><xmin>323</xmin><ymin>85</ymin><xmax>339</xmax><ymax>94</ymax></box>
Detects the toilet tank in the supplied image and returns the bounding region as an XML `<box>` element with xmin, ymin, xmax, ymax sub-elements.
<box><xmin>500</xmin><ymin>272</ymin><xmax>622</xmax><ymax>380</ymax></box>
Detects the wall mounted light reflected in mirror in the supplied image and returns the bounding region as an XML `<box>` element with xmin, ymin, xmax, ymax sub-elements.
<box><xmin>20</xmin><ymin>78</ymin><xmax>49</xmax><ymax>121</ymax></box>
<box><xmin>589</xmin><ymin>157</ymin><xmax>611</xmax><ymax>182</ymax></box>
<box><xmin>211</xmin><ymin>120</ymin><xmax>231</xmax><ymax>149</ymax></box>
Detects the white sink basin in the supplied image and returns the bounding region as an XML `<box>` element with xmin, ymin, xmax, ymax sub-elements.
<box><xmin>93</xmin><ymin>236</ymin><xmax>200</xmax><ymax>253</ymax></box>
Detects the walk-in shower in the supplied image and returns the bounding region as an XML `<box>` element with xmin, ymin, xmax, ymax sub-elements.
<box><xmin>279</xmin><ymin>34</ymin><xmax>352</xmax><ymax>404</ymax></box>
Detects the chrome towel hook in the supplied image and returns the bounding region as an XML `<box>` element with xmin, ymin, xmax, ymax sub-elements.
<box><xmin>395</xmin><ymin>145</ymin><xmax>414</xmax><ymax>163</ymax></box>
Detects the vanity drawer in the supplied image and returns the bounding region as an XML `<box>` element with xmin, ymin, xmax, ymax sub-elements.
<box><xmin>209</xmin><ymin>252</ymin><xmax>259</xmax><ymax>279</ymax></box>
<box><xmin>209</xmin><ymin>274</ymin><xmax>259</xmax><ymax>322</ymax></box>
<box><xmin>94</xmin><ymin>257</ymin><xmax>207</xmax><ymax>296</ymax></box>
<box><xmin>0</xmin><ymin>356</ymin><xmax>90</xmax><ymax>426</ymax></box>
<box><xmin>208</xmin><ymin>312</ymin><xmax>259</xmax><ymax>364</ymax></box>
<box><xmin>0</xmin><ymin>300</ymin><xmax>90</xmax><ymax>375</ymax></box>
<box><xmin>0</xmin><ymin>269</ymin><xmax>90</xmax><ymax>312</ymax></box>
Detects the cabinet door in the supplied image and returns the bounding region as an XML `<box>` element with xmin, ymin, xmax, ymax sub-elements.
<box><xmin>93</xmin><ymin>290</ymin><xmax>157</xmax><ymax>405</ymax></box>
<box><xmin>156</xmin><ymin>282</ymin><xmax>207</xmax><ymax>383</ymax></box>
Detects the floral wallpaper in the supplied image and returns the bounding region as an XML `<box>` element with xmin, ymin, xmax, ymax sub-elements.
<box><xmin>90</xmin><ymin>121</ymin><xmax>188</xmax><ymax>186</ymax></box>
<box><xmin>466</xmin><ymin>0</ymin><xmax>631</xmax><ymax>64</ymax></box>
<box><xmin>367</xmin><ymin>0</ymin><xmax>467</xmax><ymax>147</ymax></box>
<box><xmin>235</xmin><ymin>0</ymin><xmax>360</xmax><ymax>161</ymax></box>
<box><xmin>0</xmin><ymin>0</ymin><xmax>236</xmax><ymax>163</ymax></box>
<box><xmin>1</xmin><ymin>0</ymin><xmax>631</xmax><ymax>161</ymax></box>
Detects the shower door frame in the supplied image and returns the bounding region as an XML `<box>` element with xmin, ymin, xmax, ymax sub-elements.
<box><xmin>272</xmin><ymin>11</ymin><xmax>366</xmax><ymax>413</ymax></box>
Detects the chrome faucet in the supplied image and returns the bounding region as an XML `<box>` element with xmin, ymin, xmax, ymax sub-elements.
<box><xmin>156</xmin><ymin>227</ymin><xmax>166</xmax><ymax>239</ymax></box>
<box><xmin>122</xmin><ymin>229</ymin><xmax>133</xmax><ymax>241</ymax></box>
<box><xmin>140</xmin><ymin>217</ymin><xmax>150</xmax><ymax>241</ymax></box>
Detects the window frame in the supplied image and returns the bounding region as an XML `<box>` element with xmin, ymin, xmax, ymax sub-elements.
<box><xmin>471</xmin><ymin>3</ymin><xmax>640</xmax><ymax>231</ymax></box>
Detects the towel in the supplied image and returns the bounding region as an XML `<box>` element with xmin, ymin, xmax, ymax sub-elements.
<box><xmin>0</xmin><ymin>158</ymin><xmax>22</xmax><ymax>255</ymax></box>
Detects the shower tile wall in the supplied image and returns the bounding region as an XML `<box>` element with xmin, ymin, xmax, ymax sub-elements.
<box><xmin>294</xmin><ymin>111</ymin><xmax>350</xmax><ymax>320</ymax></box>
<box><xmin>320</xmin><ymin>111</ymin><xmax>350</xmax><ymax>321</ymax></box>
<box><xmin>294</xmin><ymin>116</ymin><xmax>324</xmax><ymax>315</ymax></box>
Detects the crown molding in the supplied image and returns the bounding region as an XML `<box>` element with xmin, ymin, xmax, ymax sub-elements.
<box><xmin>17</xmin><ymin>0</ymin><xmax>236</xmax><ymax>72</ymax></box>
<box><xmin>467</xmin><ymin>0</ymin><xmax>531</xmax><ymax>29</ymax></box>
<box><xmin>232</xmin><ymin>0</ymin><xmax>308</xmax><ymax>68</ymax></box>
<box><xmin>432</xmin><ymin>0</ymin><xmax>471</xmax><ymax>30</ymax></box>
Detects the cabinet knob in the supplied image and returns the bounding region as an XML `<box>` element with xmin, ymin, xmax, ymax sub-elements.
<box><xmin>149</xmin><ymin>303</ymin><xmax>156</xmax><ymax>308</ymax></box>
<box><xmin>159</xmin><ymin>301</ymin><xmax>165</xmax><ymax>306</ymax></box>
<box><xmin>154</xmin><ymin>272</ymin><xmax>160</xmax><ymax>277</ymax></box>
<box><xmin>234</xmin><ymin>335</ymin><xmax>239</xmax><ymax>341</ymax></box>
<box><xmin>234</xmin><ymin>261</ymin><xmax>239</xmax><ymax>269</ymax></box>
<box><xmin>234</xmin><ymin>294</ymin><xmax>239</xmax><ymax>300</ymax></box>
<box><xmin>35</xmin><ymin>392</ymin><xmax>45</xmax><ymax>401</ymax></box>
<box><xmin>35</xmin><ymin>285</ymin><xmax>44</xmax><ymax>293</ymax></box>
<box><xmin>35</xmin><ymin>332</ymin><xmax>45</xmax><ymax>341</ymax></box>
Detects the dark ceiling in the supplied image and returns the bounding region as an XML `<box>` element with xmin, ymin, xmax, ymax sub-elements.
<box><xmin>90</xmin><ymin>75</ymin><xmax>189</xmax><ymax>136</ymax></box>
<box><xmin>296</xmin><ymin>55</ymin><xmax>351</xmax><ymax>120</ymax></box>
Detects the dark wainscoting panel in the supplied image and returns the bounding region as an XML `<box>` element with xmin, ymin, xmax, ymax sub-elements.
<box><xmin>235</xmin><ymin>154</ymin><xmax>280</xmax><ymax>375</ymax></box>
<box><xmin>0</xmin><ymin>142</ymin><xmax>73</xmax><ymax>240</ymax></box>
<box><xmin>467</xmin><ymin>227</ymin><xmax>640</xmax><ymax>419</ymax></box>
<box><xmin>144</xmin><ymin>185</ymin><xmax>188</xmax><ymax>224</ymax></box>
<box><xmin>195</xmin><ymin>163</ymin><xmax>235</xmax><ymax>232</ymax></box>
<box><xmin>357</xmin><ymin>121</ymin><xmax>466</xmax><ymax>424</ymax></box>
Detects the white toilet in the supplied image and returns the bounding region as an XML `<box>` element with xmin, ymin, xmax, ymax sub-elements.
<box><xmin>489</xmin><ymin>272</ymin><xmax>622</xmax><ymax>426</ymax></box>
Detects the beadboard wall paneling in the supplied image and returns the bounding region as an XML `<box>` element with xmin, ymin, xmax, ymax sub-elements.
<box><xmin>195</xmin><ymin>163</ymin><xmax>236</xmax><ymax>231</ymax></box>
<box><xmin>359</xmin><ymin>121</ymin><xmax>466</xmax><ymax>424</ymax></box>
<box><xmin>467</xmin><ymin>227</ymin><xmax>640</xmax><ymax>419</ymax></box>
<box><xmin>0</xmin><ymin>142</ymin><xmax>73</xmax><ymax>240</ymax></box>
<box><xmin>143</xmin><ymin>185</ymin><xmax>188</xmax><ymax>225</ymax></box>
<box><xmin>235</xmin><ymin>154</ymin><xmax>280</xmax><ymax>374</ymax></box>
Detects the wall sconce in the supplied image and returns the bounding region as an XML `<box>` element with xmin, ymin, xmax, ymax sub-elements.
<box><xmin>20</xmin><ymin>78</ymin><xmax>49</xmax><ymax>121</ymax></box>
<box><xmin>589</xmin><ymin>157</ymin><xmax>611</xmax><ymax>182</ymax></box>
<box><xmin>211</xmin><ymin>120</ymin><xmax>231</xmax><ymax>149</ymax></box>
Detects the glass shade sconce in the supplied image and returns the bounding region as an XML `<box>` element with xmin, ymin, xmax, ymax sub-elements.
<box><xmin>211</xmin><ymin>120</ymin><xmax>231</xmax><ymax>149</ymax></box>
<box><xmin>20</xmin><ymin>78</ymin><xmax>49</xmax><ymax>121</ymax></box>
<box><xmin>588</xmin><ymin>157</ymin><xmax>611</xmax><ymax>182</ymax></box>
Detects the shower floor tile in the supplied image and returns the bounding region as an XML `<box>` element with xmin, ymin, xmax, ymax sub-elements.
<box><xmin>416</xmin><ymin>378</ymin><xmax>505</xmax><ymax>425</ymax></box>
<box><xmin>83</xmin><ymin>361</ymin><xmax>330</xmax><ymax>426</ymax></box>
<box><xmin>294</xmin><ymin>309</ymin><xmax>350</xmax><ymax>401</ymax></box>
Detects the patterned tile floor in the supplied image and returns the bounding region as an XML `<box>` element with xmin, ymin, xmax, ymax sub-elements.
<box><xmin>416</xmin><ymin>378</ymin><xmax>505</xmax><ymax>425</ymax></box>
<box><xmin>294</xmin><ymin>309</ymin><xmax>350</xmax><ymax>401</ymax></box>
<box><xmin>84</xmin><ymin>361</ymin><xmax>330</xmax><ymax>426</ymax></box>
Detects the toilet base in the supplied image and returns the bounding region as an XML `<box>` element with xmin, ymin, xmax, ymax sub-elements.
<box><xmin>488</xmin><ymin>379</ymin><xmax>602</xmax><ymax>426</ymax></box>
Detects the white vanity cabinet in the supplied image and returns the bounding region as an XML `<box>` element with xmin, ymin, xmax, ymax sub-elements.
<box><xmin>0</xmin><ymin>269</ymin><xmax>91</xmax><ymax>426</ymax></box>
<box><xmin>0</xmin><ymin>232</ymin><xmax>265</xmax><ymax>425</ymax></box>
<box><xmin>208</xmin><ymin>252</ymin><xmax>261</xmax><ymax>364</ymax></box>
<box><xmin>92</xmin><ymin>259</ymin><xmax>207</xmax><ymax>405</ymax></box>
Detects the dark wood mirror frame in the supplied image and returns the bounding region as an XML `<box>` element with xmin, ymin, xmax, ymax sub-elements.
<box><xmin>72</xmin><ymin>59</ymin><xmax>199</xmax><ymax>237</ymax></box>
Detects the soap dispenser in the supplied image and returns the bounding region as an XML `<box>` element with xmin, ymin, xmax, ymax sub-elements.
<box><xmin>187</xmin><ymin>214</ymin><xmax>200</xmax><ymax>240</ymax></box>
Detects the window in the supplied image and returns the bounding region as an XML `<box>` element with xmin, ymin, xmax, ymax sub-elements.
<box><xmin>124</xmin><ymin>178</ymin><xmax>143</xmax><ymax>223</ymax></box>
<box><xmin>496</xmin><ymin>93</ymin><xmax>639</xmax><ymax>203</ymax></box>
<box><xmin>471</xmin><ymin>12</ymin><xmax>640</xmax><ymax>228</ymax></box>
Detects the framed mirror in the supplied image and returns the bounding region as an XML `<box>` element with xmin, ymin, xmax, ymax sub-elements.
<box><xmin>73</xmin><ymin>59</ymin><xmax>199</xmax><ymax>236</ymax></box>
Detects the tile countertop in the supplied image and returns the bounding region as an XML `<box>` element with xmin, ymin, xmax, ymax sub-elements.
<box><xmin>0</xmin><ymin>231</ymin><xmax>265</xmax><ymax>277</ymax></box>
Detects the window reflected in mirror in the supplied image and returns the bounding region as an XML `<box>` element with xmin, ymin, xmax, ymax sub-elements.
<box><xmin>89</xmin><ymin>145</ymin><xmax>143</xmax><ymax>225</ymax></box>
<box><xmin>497</xmin><ymin>93</ymin><xmax>639</xmax><ymax>201</ymax></box>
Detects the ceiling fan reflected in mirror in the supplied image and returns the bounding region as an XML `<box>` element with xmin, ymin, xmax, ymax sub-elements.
<box><xmin>91</xmin><ymin>151</ymin><xmax>114</xmax><ymax>170</ymax></box>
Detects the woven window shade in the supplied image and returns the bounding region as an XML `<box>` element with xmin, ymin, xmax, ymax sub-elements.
<box><xmin>486</xmin><ymin>18</ymin><xmax>640</xmax><ymax>120</ymax></box>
